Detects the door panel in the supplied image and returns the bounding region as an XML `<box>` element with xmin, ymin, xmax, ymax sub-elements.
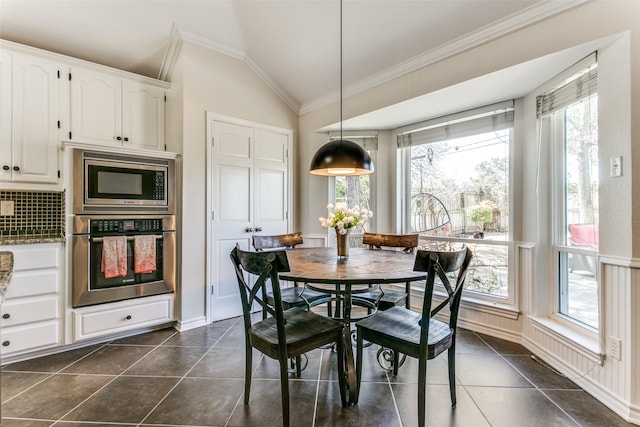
<box><xmin>218</xmin><ymin>165</ymin><xmax>250</xmax><ymax>221</ymax></box>
<box><xmin>256</xmin><ymin>169</ymin><xmax>285</xmax><ymax>221</ymax></box>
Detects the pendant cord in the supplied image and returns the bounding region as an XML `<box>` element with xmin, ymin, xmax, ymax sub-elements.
<box><xmin>340</xmin><ymin>0</ymin><xmax>343</xmax><ymax>140</ymax></box>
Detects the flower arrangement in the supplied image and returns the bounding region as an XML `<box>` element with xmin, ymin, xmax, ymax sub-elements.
<box><xmin>319</xmin><ymin>203</ymin><xmax>373</xmax><ymax>235</ymax></box>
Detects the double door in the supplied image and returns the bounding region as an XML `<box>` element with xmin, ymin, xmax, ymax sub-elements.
<box><xmin>208</xmin><ymin>117</ymin><xmax>291</xmax><ymax>321</ymax></box>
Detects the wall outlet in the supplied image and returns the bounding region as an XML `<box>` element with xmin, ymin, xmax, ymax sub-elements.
<box><xmin>0</xmin><ymin>200</ymin><xmax>14</xmax><ymax>216</ymax></box>
<box><xmin>610</xmin><ymin>156</ymin><xmax>622</xmax><ymax>177</ymax></box>
<box><xmin>609</xmin><ymin>336</ymin><xmax>622</xmax><ymax>361</ymax></box>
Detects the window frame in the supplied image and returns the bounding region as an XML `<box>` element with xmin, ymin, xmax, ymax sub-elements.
<box><xmin>549</xmin><ymin>98</ymin><xmax>600</xmax><ymax>337</ymax></box>
<box><xmin>396</xmin><ymin>106</ymin><xmax>518</xmax><ymax>311</ymax></box>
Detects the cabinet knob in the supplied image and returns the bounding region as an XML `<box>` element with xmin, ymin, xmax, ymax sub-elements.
<box><xmin>245</xmin><ymin>227</ymin><xmax>253</xmax><ymax>233</ymax></box>
<box><xmin>116</xmin><ymin>136</ymin><xmax>122</xmax><ymax>141</ymax></box>
<box><xmin>2</xmin><ymin>313</ymin><xmax>10</xmax><ymax>319</ymax></box>
<box><xmin>2</xmin><ymin>340</ymin><xmax>9</xmax><ymax>347</ymax></box>
<box><xmin>12</xmin><ymin>166</ymin><xmax>20</xmax><ymax>171</ymax></box>
<box><xmin>2</xmin><ymin>165</ymin><xmax>9</xmax><ymax>171</ymax></box>
<box><xmin>255</xmin><ymin>227</ymin><xmax>263</xmax><ymax>232</ymax></box>
<box><xmin>124</xmin><ymin>137</ymin><xmax>129</xmax><ymax>142</ymax></box>
<box><xmin>125</xmin><ymin>314</ymin><xmax>132</xmax><ymax>320</ymax></box>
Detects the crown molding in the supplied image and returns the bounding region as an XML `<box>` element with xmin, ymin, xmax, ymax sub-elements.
<box><xmin>158</xmin><ymin>24</ymin><xmax>183</xmax><ymax>81</ymax></box>
<box><xmin>299</xmin><ymin>0</ymin><xmax>591</xmax><ymax>116</ymax></box>
<box><xmin>158</xmin><ymin>24</ymin><xmax>299</xmax><ymax>111</ymax></box>
<box><xmin>244</xmin><ymin>56</ymin><xmax>301</xmax><ymax>112</ymax></box>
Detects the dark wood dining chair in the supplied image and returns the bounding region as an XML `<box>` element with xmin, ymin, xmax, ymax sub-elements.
<box><xmin>252</xmin><ymin>232</ymin><xmax>332</xmax><ymax>315</ymax></box>
<box><xmin>230</xmin><ymin>245</ymin><xmax>347</xmax><ymax>426</ymax></box>
<box><xmin>355</xmin><ymin>245</ymin><xmax>473</xmax><ymax>427</ymax></box>
<box><xmin>354</xmin><ymin>232</ymin><xmax>420</xmax><ymax>310</ymax></box>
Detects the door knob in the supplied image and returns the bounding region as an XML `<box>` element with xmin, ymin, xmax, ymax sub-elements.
<box><xmin>255</xmin><ymin>227</ymin><xmax>263</xmax><ymax>232</ymax></box>
<box><xmin>2</xmin><ymin>165</ymin><xmax>9</xmax><ymax>171</ymax></box>
<box><xmin>12</xmin><ymin>166</ymin><xmax>19</xmax><ymax>171</ymax></box>
<box><xmin>116</xmin><ymin>136</ymin><xmax>122</xmax><ymax>141</ymax></box>
<box><xmin>245</xmin><ymin>227</ymin><xmax>253</xmax><ymax>233</ymax></box>
<box><xmin>2</xmin><ymin>313</ymin><xmax>10</xmax><ymax>319</ymax></box>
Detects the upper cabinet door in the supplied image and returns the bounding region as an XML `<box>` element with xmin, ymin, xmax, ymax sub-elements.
<box><xmin>121</xmin><ymin>80</ymin><xmax>165</xmax><ymax>151</ymax></box>
<box><xmin>7</xmin><ymin>53</ymin><xmax>60</xmax><ymax>184</ymax></box>
<box><xmin>70</xmin><ymin>68</ymin><xmax>121</xmax><ymax>146</ymax></box>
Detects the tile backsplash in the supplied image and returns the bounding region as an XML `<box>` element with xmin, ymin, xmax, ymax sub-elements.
<box><xmin>0</xmin><ymin>190</ymin><xmax>65</xmax><ymax>240</ymax></box>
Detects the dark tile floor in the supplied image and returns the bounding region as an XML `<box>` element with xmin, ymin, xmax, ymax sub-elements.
<box><xmin>1</xmin><ymin>317</ymin><xmax>634</xmax><ymax>427</ymax></box>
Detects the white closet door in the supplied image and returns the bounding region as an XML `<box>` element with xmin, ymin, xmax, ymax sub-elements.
<box><xmin>208</xmin><ymin>118</ymin><xmax>290</xmax><ymax>322</ymax></box>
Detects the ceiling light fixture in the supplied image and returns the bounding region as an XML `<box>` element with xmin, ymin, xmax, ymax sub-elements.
<box><xmin>309</xmin><ymin>0</ymin><xmax>374</xmax><ymax>177</ymax></box>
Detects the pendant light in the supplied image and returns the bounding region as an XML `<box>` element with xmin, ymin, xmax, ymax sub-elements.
<box><xmin>309</xmin><ymin>0</ymin><xmax>374</xmax><ymax>176</ymax></box>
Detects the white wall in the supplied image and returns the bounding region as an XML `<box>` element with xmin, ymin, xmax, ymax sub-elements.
<box><xmin>298</xmin><ymin>1</ymin><xmax>640</xmax><ymax>422</ymax></box>
<box><xmin>168</xmin><ymin>41</ymin><xmax>298</xmax><ymax>328</ymax></box>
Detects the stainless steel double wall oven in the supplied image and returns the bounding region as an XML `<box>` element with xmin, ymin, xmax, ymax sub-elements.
<box><xmin>72</xmin><ymin>149</ymin><xmax>176</xmax><ymax>308</ymax></box>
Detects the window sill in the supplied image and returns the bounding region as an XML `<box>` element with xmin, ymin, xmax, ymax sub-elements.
<box><xmin>401</xmin><ymin>285</ymin><xmax>520</xmax><ymax>320</ymax></box>
<box><xmin>528</xmin><ymin>315</ymin><xmax>604</xmax><ymax>365</ymax></box>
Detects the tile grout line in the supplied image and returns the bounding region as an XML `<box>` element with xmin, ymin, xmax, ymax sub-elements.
<box><xmin>472</xmin><ymin>332</ymin><xmax>582</xmax><ymax>427</ymax></box>
<box><xmin>137</xmin><ymin>323</ymin><xmax>242</xmax><ymax>427</ymax></box>
<box><xmin>385</xmin><ymin>366</ymin><xmax>404</xmax><ymax>427</ymax></box>
<box><xmin>311</xmin><ymin>348</ymin><xmax>325</xmax><ymax>427</ymax></box>
<box><xmin>1</xmin><ymin>340</ymin><xmax>112</xmax><ymax>407</ymax></box>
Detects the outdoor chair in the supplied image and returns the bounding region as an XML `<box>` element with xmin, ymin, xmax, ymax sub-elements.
<box><xmin>567</xmin><ymin>223</ymin><xmax>598</xmax><ymax>275</ymax></box>
<box><xmin>230</xmin><ymin>245</ymin><xmax>347</xmax><ymax>426</ymax></box>
<box><xmin>355</xmin><ymin>245</ymin><xmax>473</xmax><ymax>427</ymax></box>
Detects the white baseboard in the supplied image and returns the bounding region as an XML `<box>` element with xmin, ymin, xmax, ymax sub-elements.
<box><xmin>175</xmin><ymin>316</ymin><xmax>207</xmax><ymax>331</ymax></box>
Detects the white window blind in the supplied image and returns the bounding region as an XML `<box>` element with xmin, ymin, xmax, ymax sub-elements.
<box><xmin>329</xmin><ymin>131</ymin><xmax>378</xmax><ymax>151</ymax></box>
<box><xmin>396</xmin><ymin>101</ymin><xmax>514</xmax><ymax>148</ymax></box>
<box><xmin>536</xmin><ymin>53</ymin><xmax>597</xmax><ymax>118</ymax></box>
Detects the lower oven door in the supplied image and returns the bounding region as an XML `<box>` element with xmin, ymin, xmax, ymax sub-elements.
<box><xmin>72</xmin><ymin>231</ymin><xmax>176</xmax><ymax>308</ymax></box>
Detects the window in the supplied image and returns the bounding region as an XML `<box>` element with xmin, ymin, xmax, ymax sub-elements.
<box><xmin>331</xmin><ymin>133</ymin><xmax>377</xmax><ymax>233</ymax></box>
<box><xmin>539</xmin><ymin>56</ymin><xmax>599</xmax><ymax>330</ymax></box>
<box><xmin>398</xmin><ymin>102</ymin><xmax>514</xmax><ymax>305</ymax></box>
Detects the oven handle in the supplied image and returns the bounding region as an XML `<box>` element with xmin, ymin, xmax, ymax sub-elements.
<box><xmin>89</xmin><ymin>235</ymin><xmax>164</xmax><ymax>242</ymax></box>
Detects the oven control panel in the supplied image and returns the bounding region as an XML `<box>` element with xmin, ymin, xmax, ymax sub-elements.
<box><xmin>90</xmin><ymin>218</ymin><xmax>164</xmax><ymax>234</ymax></box>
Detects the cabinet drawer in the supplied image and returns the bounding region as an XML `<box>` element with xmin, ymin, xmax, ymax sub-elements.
<box><xmin>4</xmin><ymin>270</ymin><xmax>59</xmax><ymax>299</ymax></box>
<box><xmin>74</xmin><ymin>295</ymin><xmax>173</xmax><ymax>341</ymax></box>
<box><xmin>10</xmin><ymin>244</ymin><xmax>60</xmax><ymax>271</ymax></box>
<box><xmin>0</xmin><ymin>321</ymin><xmax>60</xmax><ymax>357</ymax></box>
<box><xmin>1</xmin><ymin>296</ymin><xmax>58</xmax><ymax>327</ymax></box>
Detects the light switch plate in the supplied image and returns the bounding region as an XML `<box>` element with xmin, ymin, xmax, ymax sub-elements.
<box><xmin>610</xmin><ymin>157</ymin><xmax>622</xmax><ymax>177</ymax></box>
<box><xmin>0</xmin><ymin>200</ymin><xmax>15</xmax><ymax>216</ymax></box>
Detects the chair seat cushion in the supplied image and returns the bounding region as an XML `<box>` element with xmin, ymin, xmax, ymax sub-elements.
<box><xmin>267</xmin><ymin>286</ymin><xmax>331</xmax><ymax>307</ymax></box>
<box><xmin>356</xmin><ymin>306</ymin><xmax>453</xmax><ymax>359</ymax></box>
<box><xmin>250</xmin><ymin>307</ymin><xmax>343</xmax><ymax>358</ymax></box>
<box><xmin>353</xmin><ymin>288</ymin><xmax>407</xmax><ymax>310</ymax></box>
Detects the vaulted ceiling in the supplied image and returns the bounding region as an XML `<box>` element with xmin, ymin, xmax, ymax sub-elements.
<box><xmin>0</xmin><ymin>0</ymin><xmax>588</xmax><ymax>119</ymax></box>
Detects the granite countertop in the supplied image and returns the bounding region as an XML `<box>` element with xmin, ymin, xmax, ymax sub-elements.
<box><xmin>0</xmin><ymin>251</ymin><xmax>14</xmax><ymax>305</ymax></box>
<box><xmin>0</xmin><ymin>236</ymin><xmax>65</xmax><ymax>245</ymax></box>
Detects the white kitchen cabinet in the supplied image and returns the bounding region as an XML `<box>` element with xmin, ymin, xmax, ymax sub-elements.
<box><xmin>0</xmin><ymin>243</ymin><xmax>62</xmax><ymax>359</ymax></box>
<box><xmin>73</xmin><ymin>293</ymin><xmax>173</xmax><ymax>341</ymax></box>
<box><xmin>0</xmin><ymin>51</ymin><xmax>61</xmax><ymax>185</ymax></box>
<box><xmin>70</xmin><ymin>67</ymin><xmax>165</xmax><ymax>151</ymax></box>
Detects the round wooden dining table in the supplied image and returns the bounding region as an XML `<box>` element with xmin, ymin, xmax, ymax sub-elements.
<box><xmin>279</xmin><ymin>247</ymin><xmax>426</xmax><ymax>405</ymax></box>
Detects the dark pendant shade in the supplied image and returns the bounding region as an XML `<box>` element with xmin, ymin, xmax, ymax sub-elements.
<box><xmin>309</xmin><ymin>139</ymin><xmax>374</xmax><ymax>176</ymax></box>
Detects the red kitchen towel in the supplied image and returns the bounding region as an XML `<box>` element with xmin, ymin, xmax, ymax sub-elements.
<box><xmin>101</xmin><ymin>236</ymin><xmax>128</xmax><ymax>278</ymax></box>
<box><xmin>134</xmin><ymin>235</ymin><xmax>156</xmax><ymax>274</ymax></box>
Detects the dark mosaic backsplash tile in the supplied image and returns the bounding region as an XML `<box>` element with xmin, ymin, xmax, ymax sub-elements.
<box><xmin>0</xmin><ymin>190</ymin><xmax>65</xmax><ymax>240</ymax></box>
